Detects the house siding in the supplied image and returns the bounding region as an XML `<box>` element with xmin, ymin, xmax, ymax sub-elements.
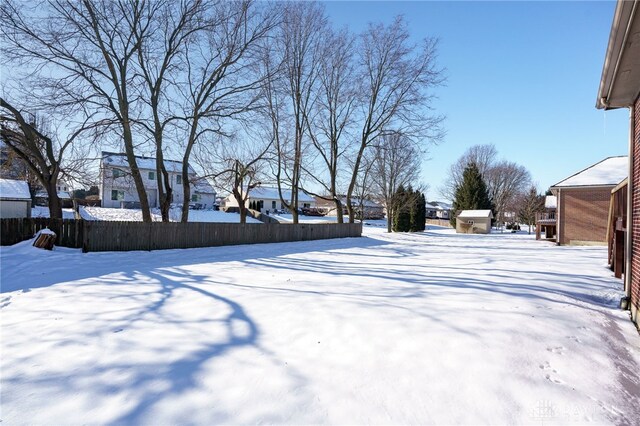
<box><xmin>100</xmin><ymin>163</ymin><xmax>215</xmax><ymax>209</ymax></box>
<box><xmin>631</xmin><ymin>96</ymin><xmax>640</xmax><ymax>324</ymax></box>
<box><xmin>558</xmin><ymin>187</ymin><xmax>611</xmax><ymax>245</ymax></box>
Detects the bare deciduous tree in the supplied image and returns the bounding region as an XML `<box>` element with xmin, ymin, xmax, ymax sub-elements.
<box><xmin>134</xmin><ymin>0</ymin><xmax>206</xmax><ymax>222</ymax></box>
<box><xmin>177</xmin><ymin>0</ymin><xmax>276</xmax><ymax>222</ymax></box>
<box><xmin>485</xmin><ymin>160</ymin><xmax>531</xmax><ymax>227</ymax></box>
<box><xmin>370</xmin><ymin>132</ymin><xmax>423</xmax><ymax>233</ymax></box>
<box><xmin>440</xmin><ymin>144</ymin><xmax>498</xmax><ymax>201</ymax></box>
<box><xmin>302</xmin><ymin>26</ymin><xmax>356</xmax><ymax>223</ymax></box>
<box><xmin>195</xmin><ymin>134</ymin><xmax>272</xmax><ymax>224</ymax></box>
<box><xmin>345</xmin><ymin>16</ymin><xmax>444</xmax><ymax>223</ymax></box>
<box><xmin>264</xmin><ymin>1</ymin><xmax>326</xmax><ymax>224</ymax></box>
<box><xmin>1</xmin><ymin>0</ymin><xmax>157</xmax><ymax>221</ymax></box>
<box><xmin>0</xmin><ymin>98</ymin><xmax>98</xmax><ymax>221</ymax></box>
<box><xmin>514</xmin><ymin>186</ymin><xmax>545</xmax><ymax>234</ymax></box>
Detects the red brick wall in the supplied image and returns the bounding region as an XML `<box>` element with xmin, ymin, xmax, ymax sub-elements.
<box><xmin>631</xmin><ymin>97</ymin><xmax>640</xmax><ymax>318</ymax></box>
<box><xmin>558</xmin><ymin>187</ymin><xmax>612</xmax><ymax>245</ymax></box>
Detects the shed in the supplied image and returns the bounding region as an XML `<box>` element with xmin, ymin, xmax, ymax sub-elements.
<box><xmin>456</xmin><ymin>210</ymin><xmax>493</xmax><ymax>234</ymax></box>
<box><xmin>0</xmin><ymin>179</ymin><xmax>32</xmax><ymax>218</ymax></box>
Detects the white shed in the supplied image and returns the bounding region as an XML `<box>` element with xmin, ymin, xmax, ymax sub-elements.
<box><xmin>0</xmin><ymin>179</ymin><xmax>32</xmax><ymax>218</ymax></box>
<box><xmin>456</xmin><ymin>210</ymin><xmax>493</xmax><ymax>234</ymax></box>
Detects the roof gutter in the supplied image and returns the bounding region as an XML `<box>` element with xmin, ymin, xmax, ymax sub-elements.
<box><xmin>598</xmin><ymin>0</ymin><xmax>638</xmax><ymax>109</ymax></box>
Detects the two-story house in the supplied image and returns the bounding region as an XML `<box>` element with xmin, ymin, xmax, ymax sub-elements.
<box><xmin>100</xmin><ymin>152</ymin><xmax>216</xmax><ymax>209</ymax></box>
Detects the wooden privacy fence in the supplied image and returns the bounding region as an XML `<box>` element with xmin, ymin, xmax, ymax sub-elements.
<box><xmin>1</xmin><ymin>218</ymin><xmax>362</xmax><ymax>252</ymax></box>
<box><xmin>426</xmin><ymin>219</ymin><xmax>453</xmax><ymax>228</ymax></box>
<box><xmin>1</xmin><ymin>218</ymin><xmax>83</xmax><ymax>248</ymax></box>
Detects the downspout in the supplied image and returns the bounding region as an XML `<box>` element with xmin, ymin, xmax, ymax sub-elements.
<box><xmin>557</xmin><ymin>188</ymin><xmax>562</xmax><ymax>245</ymax></box>
<box><xmin>625</xmin><ymin>104</ymin><xmax>635</xmax><ymax>299</ymax></box>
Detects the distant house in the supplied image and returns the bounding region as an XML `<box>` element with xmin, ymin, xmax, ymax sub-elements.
<box><xmin>535</xmin><ymin>195</ymin><xmax>557</xmax><ymax>241</ymax></box>
<box><xmin>315</xmin><ymin>196</ymin><xmax>385</xmax><ymax>219</ymax></box>
<box><xmin>427</xmin><ymin>201</ymin><xmax>452</xmax><ymax>219</ymax></box>
<box><xmin>549</xmin><ymin>156</ymin><xmax>627</xmax><ymax>246</ymax></box>
<box><xmin>225</xmin><ymin>186</ymin><xmax>316</xmax><ymax>214</ymax></box>
<box><xmin>100</xmin><ymin>152</ymin><xmax>216</xmax><ymax>209</ymax></box>
<box><xmin>34</xmin><ymin>181</ymin><xmax>73</xmax><ymax>208</ymax></box>
<box><xmin>0</xmin><ymin>178</ymin><xmax>31</xmax><ymax>218</ymax></box>
<box><xmin>455</xmin><ymin>210</ymin><xmax>493</xmax><ymax>234</ymax></box>
<box><xmin>596</xmin><ymin>0</ymin><xmax>640</xmax><ymax>327</ymax></box>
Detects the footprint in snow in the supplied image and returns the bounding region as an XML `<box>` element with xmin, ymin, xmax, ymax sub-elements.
<box><xmin>546</xmin><ymin>346</ymin><xmax>565</xmax><ymax>355</ymax></box>
<box><xmin>539</xmin><ymin>361</ymin><xmax>558</xmax><ymax>374</ymax></box>
<box><xmin>545</xmin><ymin>374</ymin><xmax>564</xmax><ymax>385</ymax></box>
<box><xmin>566</xmin><ymin>335</ymin><xmax>582</xmax><ymax>343</ymax></box>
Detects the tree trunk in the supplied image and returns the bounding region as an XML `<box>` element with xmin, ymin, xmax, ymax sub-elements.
<box><xmin>122</xmin><ymin>122</ymin><xmax>151</xmax><ymax>223</ymax></box>
<box><xmin>46</xmin><ymin>180</ymin><xmax>63</xmax><ymax>220</ymax></box>
<box><xmin>155</xmin><ymin>143</ymin><xmax>172</xmax><ymax>222</ymax></box>
<box><xmin>334</xmin><ymin>198</ymin><xmax>343</xmax><ymax>224</ymax></box>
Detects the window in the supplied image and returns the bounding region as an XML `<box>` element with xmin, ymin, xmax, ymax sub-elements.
<box><xmin>191</xmin><ymin>194</ymin><xmax>199</xmax><ymax>202</ymax></box>
<box><xmin>176</xmin><ymin>174</ymin><xmax>182</xmax><ymax>184</ymax></box>
<box><xmin>112</xmin><ymin>168</ymin><xmax>125</xmax><ymax>178</ymax></box>
<box><xmin>148</xmin><ymin>171</ymin><xmax>155</xmax><ymax>180</ymax></box>
<box><xmin>272</xmin><ymin>201</ymin><xmax>276</xmax><ymax>209</ymax></box>
<box><xmin>111</xmin><ymin>190</ymin><xmax>124</xmax><ymax>201</ymax></box>
<box><xmin>303</xmin><ymin>203</ymin><xmax>310</xmax><ymax>208</ymax></box>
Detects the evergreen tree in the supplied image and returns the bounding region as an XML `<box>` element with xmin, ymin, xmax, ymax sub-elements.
<box><xmin>393</xmin><ymin>185</ymin><xmax>411</xmax><ymax>232</ymax></box>
<box><xmin>418</xmin><ymin>192</ymin><xmax>426</xmax><ymax>231</ymax></box>
<box><xmin>409</xmin><ymin>189</ymin><xmax>426</xmax><ymax>232</ymax></box>
<box><xmin>451</xmin><ymin>162</ymin><xmax>492</xmax><ymax>226</ymax></box>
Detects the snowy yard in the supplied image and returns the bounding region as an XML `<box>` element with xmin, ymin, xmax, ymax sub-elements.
<box><xmin>31</xmin><ymin>206</ymin><xmax>261</xmax><ymax>223</ymax></box>
<box><xmin>1</xmin><ymin>227</ymin><xmax>639</xmax><ymax>424</ymax></box>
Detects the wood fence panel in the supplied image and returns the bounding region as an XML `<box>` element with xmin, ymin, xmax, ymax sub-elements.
<box><xmin>3</xmin><ymin>218</ymin><xmax>362</xmax><ymax>251</ymax></box>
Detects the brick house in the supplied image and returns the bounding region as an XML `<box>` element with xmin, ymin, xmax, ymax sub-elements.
<box><xmin>549</xmin><ymin>156</ymin><xmax>627</xmax><ymax>246</ymax></box>
<box><xmin>596</xmin><ymin>0</ymin><xmax>640</xmax><ymax>326</ymax></box>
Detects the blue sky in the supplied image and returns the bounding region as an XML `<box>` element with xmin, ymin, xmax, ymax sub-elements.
<box><xmin>323</xmin><ymin>0</ymin><xmax>629</xmax><ymax>200</ymax></box>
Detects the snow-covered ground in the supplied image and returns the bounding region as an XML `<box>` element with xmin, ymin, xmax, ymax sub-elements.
<box><xmin>31</xmin><ymin>206</ymin><xmax>76</xmax><ymax>219</ymax></box>
<box><xmin>31</xmin><ymin>206</ymin><xmax>260</xmax><ymax>223</ymax></box>
<box><xmin>1</xmin><ymin>227</ymin><xmax>639</xmax><ymax>424</ymax></box>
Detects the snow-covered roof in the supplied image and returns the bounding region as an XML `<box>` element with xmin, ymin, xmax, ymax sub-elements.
<box><xmin>458</xmin><ymin>210</ymin><xmax>493</xmax><ymax>219</ymax></box>
<box><xmin>552</xmin><ymin>156</ymin><xmax>627</xmax><ymax>188</ymax></box>
<box><xmin>250</xmin><ymin>187</ymin><xmax>315</xmax><ymax>203</ymax></box>
<box><xmin>102</xmin><ymin>152</ymin><xmax>195</xmax><ymax>174</ymax></box>
<box><xmin>35</xmin><ymin>191</ymin><xmax>72</xmax><ymax>200</ymax></box>
<box><xmin>0</xmin><ymin>179</ymin><xmax>31</xmax><ymax>200</ymax></box>
<box><xmin>429</xmin><ymin>201</ymin><xmax>452</xmax><ymax>210</ymax></box>
<box><xmin>193</xmin><ymin>179</ymin><xmax>216</xmax><ymax>194</ymax></box>
<box><xmin>545</xmin><ymin>195</ymin><xmax>557</xmax><ymax>209</ymax></box>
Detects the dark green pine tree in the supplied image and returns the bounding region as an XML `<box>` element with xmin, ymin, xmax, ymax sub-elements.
<box><xmin>393</xmin><ymin>185</ymin><xmax>411</xmax><ymax>232</ymax></box>
<box><xmin>409</xmin><ymin>188</ymin><xmax>426</xmax><ymax>232</ymax></box>
<box><xmin>451</xmin><ymin>162</ymin><xmax>492</xmax><ymax>227</ymax></box>
<box><xmin>418</xmin><ymin>192</ymin><xmax>426</xmax><ymax>231</ymax></box>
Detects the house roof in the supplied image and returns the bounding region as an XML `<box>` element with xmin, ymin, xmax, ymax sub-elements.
<box><xmin>193</xmin><ymin>179</ymin><xmax>216</xmax><ymax>194</ymax></box>
<box><xmin>428</xmin><ymin>201</ymin><xmax>452</xmax><ymax>210</ymax></box>
<box><xmin>597</xmin><ymin>0</ymin><xmax>640</xmax><ymax>110</ymax></box>
<box><xmin>101</xmin><ymin>151</ymin><xmax>195</xmax><ymax>174</ymax></box>
<box><xmin>551</xmin><ymin>156</ymin><xmax>627</xmax><ymax>188</ymax></box>
<box><xmin>35</xmin><ymin>191</ymin><xmax>72</xmax><ymax>200</ymax></box>
<box><xmin>0</xmin><ymin>178</ymin><xmax>31</xmax><ymax>200</ymax></box>
<box><xmin>458</xmin><ymin>210</ymin><xmax>493</xmax><ymax>219</ymax></box>
<box><xmin>316</xmin><ymin>196</ymin><xmax>383</xmax><ymax>208</ymax></box>
<box><xmin>545</xmin><ymin>195</ymin><xmax>557</xmax><ymax>209</ymax></box>
<box><xmin>250</xmin><ymin>187</ymin><xmax>315</xmax><ymax>203</ymax></box>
